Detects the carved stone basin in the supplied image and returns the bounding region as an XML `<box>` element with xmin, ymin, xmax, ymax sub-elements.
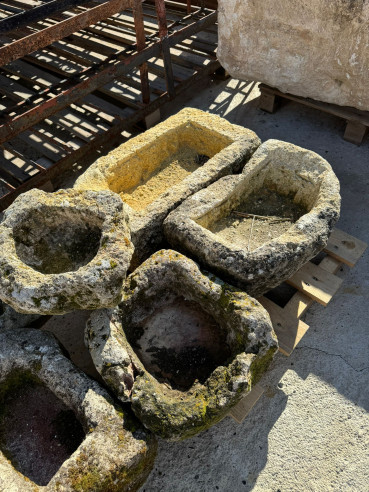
<box><xmin>0</xmin><ymin>329</ymin><xmax>157</xmax><ymax>491</ymax></box>
<box><xmin>74</xmin><ymin>108</ymin><xmax>261</xmax><ymax>267</ymax></box>
<box><xmin>164</xmin><ymin>140</ymin><xmax>341</xmax><ymax>297</ymax></box>
<box><xmin>0</xmin><ymin>188</ymin><xmax>133</xmax><ymax>314</ymax></box>
<box><xmin>85</xmin><ymin>250</ymin><xmax>277</xmax><ymax>441</ymax></box>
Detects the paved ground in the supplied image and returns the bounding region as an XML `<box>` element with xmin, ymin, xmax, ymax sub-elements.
<box><xmin>136</xmin><ymin>77</ymin><xmax>369</xmax><ymax>492</ymax></box>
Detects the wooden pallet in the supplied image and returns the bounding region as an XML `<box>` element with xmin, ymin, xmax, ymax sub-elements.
<box><xmin>259</xmin><ymin>84</ymin><xmax>369</xmax><ymax>145</ymax></box>
<box><xmin>228</xmin><ymin>228</ymin><xmax>367</xmax><ymax>423</ymax></box>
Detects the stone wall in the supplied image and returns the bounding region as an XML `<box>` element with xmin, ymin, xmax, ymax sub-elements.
<box><xmin>217</xmin><ymin>0</ymin><xmax>369</xmax><ymax>110</ymax></box>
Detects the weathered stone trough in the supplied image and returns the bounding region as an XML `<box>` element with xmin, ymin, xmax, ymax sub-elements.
<box><xmin>85</xmin><ymin>250</ymin><xmax>277</xmax><ymax>441</ymax></box>
<box><xmin>218</xmin><ymin>0</ymin><xmax>369</xmax><ymax>110</ymax></box>
<box><xmin>164</xmin><ymin>140</ymin><xmax>341</xmax><ymax>297</ymax></box>
<box><xmin>0</xmin><ymin>329</ymin><xmax>157</xmax><ymax>491</ymax></box>
<box><xmin>74</xmin><ymin>108</ymin><xmax>261</xmax><ymax>267</ymax></box>
<box><xmin>0</xmin><ymin>189</ymin><xmax>133</xmax><ymax>314</ymax></box>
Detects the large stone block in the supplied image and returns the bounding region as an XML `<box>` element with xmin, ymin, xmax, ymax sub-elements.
<box><xmin>218</xmin><ymin>0</ymin><xmax>369</xmax><ymax>110</ymax></box>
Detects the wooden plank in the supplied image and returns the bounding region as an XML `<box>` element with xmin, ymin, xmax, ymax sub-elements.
<box><xmin>286</xmin><ymin>261</ymin><xmax>343</xmax><ymax>307</ymax></box>
<box><xmin>343</xmin><ymin>120</ymin><xmax>368</xmax><ymax>145</ymax></box>
<box><xmin>324</xmin><ymin>228</ymin><xmax>367</xmax><ymax>268</ymax></box>
<box><xmin>259</xmin><ymin>84</ymin><xmax>369</xmax><ymax>127</ymax></box>
<box><xmin>259</xmin><ymin>296</ymin><xmax>309</xmax><ymax>356</ymax></box>
<box><xmin>228</xmin><ymin>384</ymin><xmax>265</xmax><ymax>424</ymax></box>
<box><xmin>282</xmin><ymin>291</ymin><xmax>313</xmax><ymax>320</ymax></box>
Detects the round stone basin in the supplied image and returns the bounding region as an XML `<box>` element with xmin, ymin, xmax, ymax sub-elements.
<box><xmin>126</xmin><ymin>296</ymin><xmax>231</xmax><ymax>391</ymax></box>
<box><xmin>14</xmin><ymin>207</ymin><xmax>102</xmax><ymax>274</ymax></box>
<box><xmin>0</xmin><ymin>329</ymin><xmax>157</xmax><ymax>492</ymax></box>
<box><xmin>86</xmin><ymin>250</ymin><xmax>278</xmax><ymax>441</ymax></box>
<box><xmin>0</xmin><ymin>188</ymin><xmax>134</xmax><ymax>315</ymax></box>
<box><xmin>164</xmin><ymin>139</ymin><xmax>341</xmax><ymax>297</ymax></box>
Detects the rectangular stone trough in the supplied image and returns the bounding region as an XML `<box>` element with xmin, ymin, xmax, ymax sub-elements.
<box><xmin>74</xmin><ymin>108</ymin><xmax>260</xmax><ymax>266</ymax></box>
<box><xmin>164</xmin><ymin>139</ymin><xmax>341</xmax><ymax>297</ymax></box>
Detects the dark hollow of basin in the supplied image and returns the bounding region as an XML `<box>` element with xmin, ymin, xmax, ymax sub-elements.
<box><xmin>126</xmin><ymin>296</ymin><xmax>231</xmax><ymax>390</ymax></box>
<box><xmin>13</xmin><ymin>208</ymin><xmax>102</xmax><ymax>274</ymax></box>
<box><xmin>0</xmin><ymin>374</ymin><xmax>85</xmax><ymax>486</ymax></box>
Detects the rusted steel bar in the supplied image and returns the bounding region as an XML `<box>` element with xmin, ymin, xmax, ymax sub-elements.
<box><xmin>0</xmin><ymin>10</ymin><xmax>217</xmax><ymax>144</ymax></box>
<box><xmin>0</xmin><ymin>57</ymin><xmax>220</xmax><ymax>211</ymax></box>
<box><xmin>0</xmin><ymin>0</ymin><xmax>93</xmax><ymax>35</ymax></box>
<box><xmin>155</xmin><ymin>0</ymin><xmax>176</xmax><ymax>98</ymax></box>
<box><xmin>0</xmin><ymin>0</ymin><xmax>132</xmax><ymax>67</ymax></box>
<box><xmin>132</xmin><ymin>0</ymin><xmax>150</xmax><ymax>104</ymax></box>
<box><xmin>186</xmin><ymin>0</ymin><xmax>191</xmax><ymax>14</ymax></box>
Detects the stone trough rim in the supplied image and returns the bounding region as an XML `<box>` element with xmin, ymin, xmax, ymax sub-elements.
<box><xmin>0</xmin><ymin>328</ymin><xmax>157</xmax><ymax>492</ymax></box>
<box><xmin>0</xmin><ymin>188</ymin><xmax>133</xmax><ymax>314</ymax></box>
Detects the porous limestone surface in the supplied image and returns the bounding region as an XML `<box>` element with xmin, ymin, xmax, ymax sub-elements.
<box><xmin>164</xmin><ymin>139</ymin><xmax>341</xmax><ymax>297</ymax></box>
<box><xmin>0</xmin><ymin>188</ymin><xmax>134</xmax><ymax>315</ymax></box>
<box><xmin>0</xmin><ymin>300</ymin><xmax>41</xmax><ymax>330</ymax></box>
<box><xmin>85</xmin><ymin>250</ymin><xmax>277</xmax><ymax>441</ymax></box>
<box><xmin>0</xmin><ymin>329</ymin><xmax>157</xmax><ymax>492</ymax></box>
<box><xmin>74</xmin><ymin>108</ymin><xmax>261</xmax><ymax>267</ymax></box>
<box><xmin>218</xmin><ymin>0</ymin><xmax>369</xmax><ymax>110</ymax></box>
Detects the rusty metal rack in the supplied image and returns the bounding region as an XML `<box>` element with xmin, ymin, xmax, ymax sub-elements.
<box><xmin>0</xmin><ymin>0</ymin><xmax>219</xmax><ymax>210</ymax></box>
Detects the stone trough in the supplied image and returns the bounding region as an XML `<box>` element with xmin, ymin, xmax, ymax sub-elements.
<box><xmin>85</xmin><ymin>250</ymin><xmax>277</xmax><ymax>441</ymax></box>
<box><xmin>164</xmin><ymin>140</ymin><xmax>341</xmax><ymax>297</ymax></box>
<box><xmin>0</xmin><ymin>188</ymin><xmax>133</xmax><ymax>315</ymax></box>
<box><xmin>0</xmin><ymin>329</ymin><xmax>157</xmax><ymax>491</ymax></box>
<box><xmin>74</xmin><ymin>108</ymin><xmax>261</xmax><ymax>267</ymax></box>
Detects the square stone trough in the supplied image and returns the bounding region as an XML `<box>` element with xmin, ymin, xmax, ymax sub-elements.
<box><xmin>164</xmin><ymin>140</ymin><xmax>341</xmax><ymax>297</ymax></box>
<box><xmin>0</xmin><ymin>329</ymin><xmax>157</xmax><ymax>492</ymax></box>
<box><xmin>85</xmin><ymin>250</ymin><xmax>277</xmax><ymax>441</ymax></box>
<box><xmin>74</xmin><ymin>108</ymin><xmax>261</xmax><ymax>267</ymax></box>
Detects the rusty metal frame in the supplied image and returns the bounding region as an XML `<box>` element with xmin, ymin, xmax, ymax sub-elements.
<box><xmin>0</xmin><ymin>0</ymin><xmax>219</xmax><ymax>210</ymax></box>
<box><xmin>0</xmin><ymin>0</ymin><xmax>132</xmax><ymax>67</ymax></box>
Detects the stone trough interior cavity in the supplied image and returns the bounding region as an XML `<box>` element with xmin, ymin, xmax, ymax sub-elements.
<box><xmin>208</xmin><ymin>187</ymin><xmax>307</xmax><ymax>251</ymax></box>
<box><xmin>124</xmin><ymin>295</ymin><xmax>232</xmax><ymax>391</ymax></box>
<box><xmin>196</xmin><ymin>155</ymin><xmax>323</xmax><ymax>251</ymax></box>
<box><xmin>13</xmin><ymin>207</ymin><xmax>103</xmax><ymax>274</ymax></box>
<box><xmin>109</xmin><ymin>122</ymin><xmax>231</xmax><ymax>211</ymax></box>
<box><xmin>0</xmin><ymin>372</ymin><xmax>85</xmax><ymax>486</ymax></box>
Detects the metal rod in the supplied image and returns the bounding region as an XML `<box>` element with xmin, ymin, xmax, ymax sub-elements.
<box><xmin>0</xmin><ymin>0</ymin><xmax>131</xmax><ymax>67</ymax></box>
<box><xmin>132</xmin><ymin>0</ymin><xmax>150</xmax><ymax>104</ymax></box>
<box><xmin>0</xmin><ymin>0</ymin><xmax>93</xmax><ymax>35</ymax></box>
<box><xmin>155</xmin><ymin>0</ymin><xmax>176</xmax><ymax>98</ymax></box>
<box><xmin>0</xmin><ymin>11</ymin><xmax>217</xmax><ymax>144</ymax></box>
<box><xmin>187</xmin><ymin>0</ymin><xmax>191</xmax><ymax>14</ymax></box>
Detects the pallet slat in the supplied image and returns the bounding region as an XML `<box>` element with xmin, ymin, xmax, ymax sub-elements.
<box><xmin>286</xmin><ymin>261</ymin><xmax>343</xmax><ymax>307</ymax></box>
<box><xmin>228</xmin><ymin>384</ymin><xmax>265</xmax><ymax>424</ymax></box>
<box><xmin>324</xmin><ymin>228</ymin><xmax>368</xmax><ymax>268</ymax></box>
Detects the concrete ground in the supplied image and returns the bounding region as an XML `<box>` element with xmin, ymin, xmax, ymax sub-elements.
<box><xmin>134</xmin><ymin>78</ymin><xmax>369</xmax><ymax>492</ymax></box>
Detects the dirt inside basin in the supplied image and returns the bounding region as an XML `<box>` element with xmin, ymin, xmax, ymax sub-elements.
<box><xmin>128</xmin><ymin>296</ymin><xmax>231</xmax><ymax>390</ymax></box>
<box><xmin>0</xmin><ymin>376</ymin><xmax>85</xmax><ymax>486</ymax></box>
<box><xmin>120</xmin><ymin>146</ymin><xmax>209</xmax><ymax>211</ymax></box>
<box><xmin>209</xmin><ymin>188</ymin><xmax>306</xmax><ymax>251</ymax></box>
